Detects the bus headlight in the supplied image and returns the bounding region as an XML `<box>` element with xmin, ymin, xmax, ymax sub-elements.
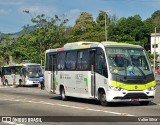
<box><xmin>109</xmin><ymin>86</ymin><xmax>124</xmax><ymax>91</ymax></box>
<box><xmin>148</xmin><ymin>86</ymin><xmax>156</xmax><ymax>91</ymax></box>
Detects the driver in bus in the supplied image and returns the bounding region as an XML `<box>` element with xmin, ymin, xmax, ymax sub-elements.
<box><xmin>131</xmin><ymin>55</ymin><xmax>140</xmax><ymax>66</ymax></box>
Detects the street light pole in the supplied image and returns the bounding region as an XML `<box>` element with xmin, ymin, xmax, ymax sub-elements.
<box><xmin>99</xmin><ymin>10</ymin><xmax>111</xmax><ymax>42</ymax></box>
<box><xmin>104</xmin><ymin>13</ymin><xmax>107</xmax><ymax>42</ymax></box>
<box><xmin>154</xmin><ymin>27</ymin><xmax>157</xmax><ymax>72</ymax></box>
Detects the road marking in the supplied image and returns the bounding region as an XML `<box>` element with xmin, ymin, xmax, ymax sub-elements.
<box><xmin>86</xmin><ymin>108</ymin><xmax>102</xmax><ymax>112</ymax></box>
<box><xmin>56</xmin><ymin>103</ymin><xmax>85</xmax><ymax>110</ymax></box>
<box><xmin>0</xmin><ymin>86</ymin><xmax>7</xmax><ymax>88</ymax></box>
<box><xmin>0</xmin><ymin>98</ymin><xmax>136</xmax><ymax>116</ymax></box>
<box><xmin>3</xmin><ymin>121</ymin><xmax>26</xmax><ymax>125</ymax></box>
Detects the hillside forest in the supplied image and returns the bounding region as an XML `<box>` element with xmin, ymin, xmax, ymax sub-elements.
<box><xmin>0</xmin><ymin>10</ymin><xmax>160</xmax><ymax>65</ymax></box>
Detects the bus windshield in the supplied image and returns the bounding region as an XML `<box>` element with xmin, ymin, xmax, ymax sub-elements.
<box><xmin>106</xmin><ymin>47</ymin><xmax>152</xmax><ymax>76</ymax></box>
<box><xmin>26</xmin><ymin>65</ymin><xmax>43</xmax><ymax>78</ymax></box>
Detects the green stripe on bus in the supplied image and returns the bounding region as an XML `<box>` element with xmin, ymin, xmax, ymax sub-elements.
<box><xmin>55</xmin><ymin>81</ymin><xmax>59</xmax><ymax>85</ymax></box>
<box><xmin>84</xmin><ymin>78</ymin><xmax>88</xmax><ymax>87</ymax></box>
<box><xmin>111</xmin><ymin>80</ymin><xmax>156</xmax><ymax>91</ymax></box>
<box><xmin>54</xmin><ymin>78</ymin><xmax>59</xmax><ymax>85</ymax></box>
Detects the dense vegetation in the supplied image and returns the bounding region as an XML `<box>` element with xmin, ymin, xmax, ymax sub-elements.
<box><xmin>0</xmin><ymin>10</ymin><xmax>160</xmax><ymax>65</ymax></box>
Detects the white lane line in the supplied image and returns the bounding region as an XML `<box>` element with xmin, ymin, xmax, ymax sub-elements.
<box><xmin>0</xmin><ymin>98</ymin><xmax>136</xmax><ymax>116</ymax></box>
<box><xmin>86</xmin><ymin>108</ymin><xmax>103</xmax><ymax>112</ymax></box>
<box><xmin>3</xmin><ymin>121</ymin><xmax>26</xmax><ymax>125</ymax></box>
<box><xmin>55</xmin><ymin>103</ymin><xmax>85</xmax><ymax>110</ymax></box>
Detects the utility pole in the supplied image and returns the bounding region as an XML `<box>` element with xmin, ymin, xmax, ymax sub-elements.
<box><xmin>99</xmin><ymin>10</ymin><xmax>111</xmax><ymax>42</ymax></box>
<box><xmin>154</xmin><ymin>27</ymin><xmax>157</xmax><ymax>73</ymax></box>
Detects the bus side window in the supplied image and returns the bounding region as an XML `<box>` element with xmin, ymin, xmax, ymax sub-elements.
<box><xmin>96</xmin><ymin>48</ymin><xmax>108</xmax><ymax>78</ymax></box>
<box><xmin>48</xmin><ymin>54</ymin><xmax>57</xmax><ymax>72</ymax></box>
<box><xmin>57</xmin><ymin>52</ymin><xmax>66</xmax><ymax>70</ymax></box>
<box><xmin>77</xmin><ymin>50</ymin><xmax>89</xmax><ymax>70</ymax></box>
<box><xmin>45</xmin><ymin>53</ymin><xmax>54</xmax><ymax>71</ymax></box>
<box><xmin>45</xmin><ymin>53</ymin><xmax>50</xmax><ymax>71</ymax></box>
<box><xmin>65</xmin><ymin>51</ymin><xmax>77</xmax><ymax>70</ymax></box>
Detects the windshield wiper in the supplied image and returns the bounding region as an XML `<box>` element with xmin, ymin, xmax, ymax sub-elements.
<box><xmin>133</xmin><ymin>65</ymin><xmax>146</xmax><ymax>79</ymax></box>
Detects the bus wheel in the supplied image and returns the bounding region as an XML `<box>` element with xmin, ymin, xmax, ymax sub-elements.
<box><xmin>5</xmin><ymin>80</ymin><xmax>8</xmax><ymax>86</ymax></box>
<box><xmin>139</xmin><ymin>101</ymin><xmax>150</xmax><ymax>105</ymax></box>
<box><xmin>99</xmin><ymin>91</ymin><xmax>108</xmax><ymax>106</ymax></box>
<box><xmin>61</xmin><ymin>87</ymin><xmax>67</xmax><ymax>101</ymax></box>
<box><xmin>19</xmin><ymin>80</ymin><xmax>22</xmax><ymax>87</ymax></box>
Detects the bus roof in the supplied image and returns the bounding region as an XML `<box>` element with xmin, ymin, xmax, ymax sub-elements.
<box><xmin>23</xmin><ymin>63</ymin><xmax>41</xmax><ymax>66</ymax></box>
<box><xmin>101</xmin><ymin>41</ymin><xmax>143</xmax><ymax>48</ymax></box>
<box><xmin>46</xmin><ymin>41</ymin><xmax>143</xmax><ymax>53</ymax></box>
<box><xmin>1</xmin><ymin>64</ymin><xmax>23</xmax><ymax>67</ymax></box>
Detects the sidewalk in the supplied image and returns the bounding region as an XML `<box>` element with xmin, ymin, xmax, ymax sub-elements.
<box><xmin>155</xmin><ymin>73</ymin><xmax>160</xmax><ymax>85</ymax></box>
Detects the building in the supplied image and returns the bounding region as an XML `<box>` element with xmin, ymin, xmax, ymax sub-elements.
<box><xmin>151</xmin><ymin>33</ymin><xmax>160</xmax><ymax>61</ymax></box>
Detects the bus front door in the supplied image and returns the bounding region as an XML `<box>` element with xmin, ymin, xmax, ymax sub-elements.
<box><xmin>45</xmin><ymin>53</ymin><xmax>57</xmax><ymax>93</ymax></box>
<box><xmin>90</xmin><ymin>50</ymin><xmax>96</xmax><ymax>98</ymax></box>
<box><xmin>50</xmin><ymin>54</ymin><xmax>57</xmax><ymax>93</ymax></box>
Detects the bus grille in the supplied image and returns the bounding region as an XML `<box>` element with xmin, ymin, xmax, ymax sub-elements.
<box><xmin>119</xmin><ymin>79</ymin><xmax>145</xmax><ymax>84</ymax></box>
<box><xmin>113</xmin><ymin>93</ymin><xmax>154</xmax><ymax>99</ymax></box>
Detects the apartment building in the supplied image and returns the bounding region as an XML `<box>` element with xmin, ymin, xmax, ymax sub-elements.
<box><xmin>151</xmin><ymin>33</ymin><xmax>160</xmax><ymax>61</ymax></box>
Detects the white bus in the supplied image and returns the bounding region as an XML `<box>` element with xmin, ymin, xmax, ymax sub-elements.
<box><xmin>44</xmin><ymin>42</ymin><xmax>156</xmax><ymax>106</ymax></box>
<box><xmin>1</xmin><ymin>64</ymin><xmax>22</xmax><ymax>86</ymax></box>
<box><xmin>20</xmin><ymin>63</ymin><xmax>43</xmax><ymax>86</ymax></box>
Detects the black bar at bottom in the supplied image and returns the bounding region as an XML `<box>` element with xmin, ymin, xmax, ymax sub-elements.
<box><xmin>0</xmin><ymin>116</ymin><xmax>160</xmax><ymax>122</ymax></box>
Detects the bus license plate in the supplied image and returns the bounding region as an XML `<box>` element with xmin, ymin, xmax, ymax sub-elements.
<box><xmin>131</xmin><ymin>99</ymin><xmax>139</xmax><ymax>101</ymax></box>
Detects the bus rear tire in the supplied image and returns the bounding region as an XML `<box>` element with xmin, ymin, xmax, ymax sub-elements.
<box><xmin>19</xmin><ymin>80</ymin><xmax>22</xmax><ymax>87</ymax></box>
<box><xmin>139</xmin><ymin>101</ymin><xmax>150</xmax><ymax>105</ymax></box>
<box><xmin>60</xmin><ymin>87</ymin><xmax>67</xmax><ymax>101</ymax></box>
<box><xmin>5</xmin><ymin>80</ymin><xmax>8</xmax><ymax>86</ymax></box>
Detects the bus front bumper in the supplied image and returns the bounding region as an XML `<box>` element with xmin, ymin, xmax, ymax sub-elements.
<box><xmin>26</xmin><ymin>80</ymin><xmax>40</xmax><ymax>86</ymax></box>
<box><xmin>106</xmin><ymin>89</ymin><xmax>156</xmax><ymax>102</ymax></box>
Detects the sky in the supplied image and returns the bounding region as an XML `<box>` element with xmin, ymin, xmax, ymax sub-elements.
<box><xmin>0</xmin><ymin>0</ymin><xmax>160</xmax><ymax>34</ymax></box>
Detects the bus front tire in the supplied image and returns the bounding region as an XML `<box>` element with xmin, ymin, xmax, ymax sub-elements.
<box><xmin>139</xmin><ymin>101</ymin><xmax>150</xmax><ymax>105</ymax></box>
<box><xmin>99</xmin><ymin>91</ymin><xmax>111</xmax><ymax>106</ymax></box>
<box><xmin>60</xmin><ymin>87</ymin><xmax>67</xmax><ymax>101</ymax></box>
<box><xmin>99</xmin><ymin>91</ymin><xmax>107</xmax><ymax>106</ymax></box>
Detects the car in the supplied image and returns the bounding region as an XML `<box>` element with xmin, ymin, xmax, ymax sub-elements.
<box><xmin>155</xmin><ymin>68</ymin><xmax>160</xmax><ymax>73</ymax></box>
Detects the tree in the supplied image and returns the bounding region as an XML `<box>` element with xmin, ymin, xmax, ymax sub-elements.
<box><xmin>73</xmin><ymin>12</ymin><xmax>95</xmax><ymax>35</ymax></box>
<box><xmin>151</xmin><ymin>10</ymin><xmax>160</xmax><ymax>28</ymax></box>
<box><xmin>7</xmin><ymin>11</ymin><xmax>70</xmax><ymax>64</ymax></box>
<box><xmin>108</xmin><ymin>15</ymin><xmax>144</xmax><ymax>44</ymax></box>
<box><xmin>1</xmin><ymin>10</ymin><xmax>160</xmax><ymax>64</ymax></box>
